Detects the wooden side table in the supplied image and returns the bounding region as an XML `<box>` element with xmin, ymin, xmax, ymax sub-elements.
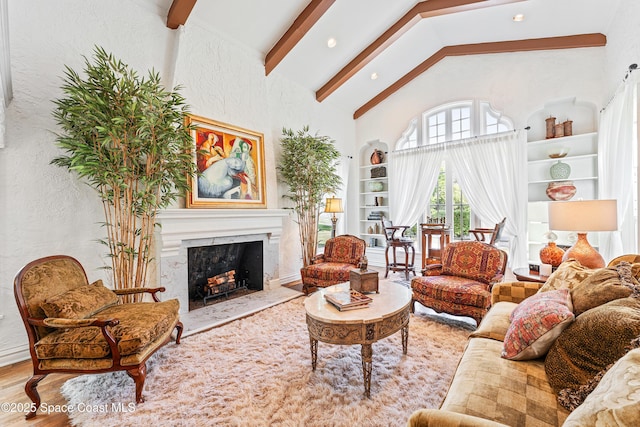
<box><xmin>420</xmin><ymin>223</ymin><xmax>450</xmax><ymax>269</ymax></box>
<box><xmin>512</xmin><ymin>267</ymin><xmax>548</xmax><ymax>283</ymax></box>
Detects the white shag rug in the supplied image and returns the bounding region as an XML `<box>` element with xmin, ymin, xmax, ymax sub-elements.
<box><xmin>61</xmin><ymin>296</ymin><xmax>471</xmax><ymax>427</ymax></box>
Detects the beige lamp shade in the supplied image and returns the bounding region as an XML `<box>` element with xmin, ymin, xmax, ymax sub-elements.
<box><xmin>324</xmin><ymin>197</ymin><xmax>343</xmax><ymax>214</ymax></box>
<box><xmin>548</xmin><ymin>200</ymin><xmax>618</xmax><ymax>232</ymax></box>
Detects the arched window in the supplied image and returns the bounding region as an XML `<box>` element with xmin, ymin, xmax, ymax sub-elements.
<box><xmin>395</xmin><ymin>100</ymin><xmax>513</xmax><ymax>240</ymax></box>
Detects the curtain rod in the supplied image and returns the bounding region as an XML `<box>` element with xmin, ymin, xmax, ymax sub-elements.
<box><xmin>601</xmin><ymin>63</ymin><xmax>638</xmax><ymax>113</ymax></box>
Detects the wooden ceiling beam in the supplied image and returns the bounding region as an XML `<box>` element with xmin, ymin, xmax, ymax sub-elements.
<box><xmin>167</xmin><ymin>0</ymin><xmax>198</xmax><ymax>30</ymax></box>
<box><xmin>265</xmin><ymin>0</ymin><xmax>336</xmax><ymax>76</ymax></box>
<box><xmin>316</xmin><ymin>0</ymin><xmax>525</xmax><ymax>102</ymax></box>
<box><xmin>353</xmin><ymin>33</ymin><xmax>607</xmax><ymax>120</ymax></box>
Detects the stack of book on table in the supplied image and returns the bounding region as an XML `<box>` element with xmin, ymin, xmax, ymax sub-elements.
<box><xmin>324</xmin><ymin>289</ymin><xmax>373</xmax><ymax>311</ymax></box>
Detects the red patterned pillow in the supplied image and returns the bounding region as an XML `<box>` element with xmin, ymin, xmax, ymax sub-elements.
<box><xmin>441</xmin><ymin>241</ymin><xmax>506</xmax><ymax>284</ymax></box>
<box><xmin>501</xmin><ymin>289</ymin><xmax>574</xmax><ymax>361</ymax></box>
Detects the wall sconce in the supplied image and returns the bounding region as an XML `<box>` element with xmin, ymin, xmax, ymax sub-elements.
<box><xmin>548</xmin><ymin>199</ymin><xmax>618</xmax><ymax>268</ymax></box>
<box><xmin>324</xmin><ymin>197</ymin><xmax>343</xmax><ymax>239</ymax></box>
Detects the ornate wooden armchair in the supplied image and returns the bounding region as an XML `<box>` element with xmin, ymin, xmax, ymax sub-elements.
<box><xmin>300</xmin><ymin>234</ymin><xmax>366</xmax><ymax>294</ymax></box>
<box><xmin>410</xmin><ymin>241</ymin><xmax>507</xmax><ymax>326</ymax></box>
<box><xmin>469</xmin><ymin>217</ymin><xmax>506</xmax><ymax>246</ymax></box>
<box><xmin>13</xmin><ymin>255</ymin><xmax>183</xmax><ymax>419</ymax></box>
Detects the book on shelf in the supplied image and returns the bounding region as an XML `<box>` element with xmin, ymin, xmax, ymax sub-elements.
<box><xmin>324</xmin><ymin>289</ymin><xmax>373</xmax><ymax>311</ymax></box>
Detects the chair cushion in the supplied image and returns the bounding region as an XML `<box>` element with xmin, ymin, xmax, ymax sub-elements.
<box><xmin>501</xmin><ymin>289</ymin><xmax>574</xmax><ymax>361</ymax></box>
<box><xmin>441</xmin><ymin>242</ymin><xmax>506</xmax><ymax>285</ymax></box>
<box><xmin>34</xmin><ymin>299</ymin><xmax>180</xmax><ymax>359</ymax></box>
<box><xmin>40</xmin><ymin>280</ymin><xmax>119</xmax><ymax>319</ymax></box>
<box><xmin>323</xmin><ymin>236</ymin><xmax>365</xmax><ymax>265</ymax></box>
<box><xmin>412</xmin><ymin>275</ymin><xmax>491</xmax><ymax>309</ymax></box>
<box><xmin>300</xmin><ymin>262</ymin><xmax>354</xmax><ymax>285</ymax></box>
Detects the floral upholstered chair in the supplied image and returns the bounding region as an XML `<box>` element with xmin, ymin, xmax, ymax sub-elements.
<box><xmin>300</xmin><ymin>234</ymin><xmax>366</xmax><ymax>294</ymax></box>
<box><xmin>411</xmin><ymin>241</ymin><xmax>507</xmax><ymax>326</ymax></box>
<box><xmin>13</xmin><ymin>255</ymin><xmax>183</xmax><ymax>419</ymax></box>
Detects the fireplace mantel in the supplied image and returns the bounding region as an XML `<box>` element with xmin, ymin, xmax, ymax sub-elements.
<box><xmin>157</xmin><ymin>209</ymin><xmax>289</xmax><ymax>257</ymax></box>
<box><xmin>155</xmin><ymin>208</ymin><xmax>290</xmax><ymax>313</ymax></box>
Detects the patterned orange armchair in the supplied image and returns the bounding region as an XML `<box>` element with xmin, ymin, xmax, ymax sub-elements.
<box><xmin>411</xmin><ymin>241</ymin><xmax>507</xmax><ymax>326</ymax></box>
<box><xmin>13</xmin><ymin>255</ymin><xmax>183</xmax><ymax>419</ymax></box>
<box><xmin>300</xmin><ymin>234</ymin><xmax>366</xmax><ymax>294</ymax></box>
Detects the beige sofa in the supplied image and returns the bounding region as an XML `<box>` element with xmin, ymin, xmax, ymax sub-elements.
<box><xmin>408</xmin><ymin>277</ymin><xmax>640</xmax><ymax>427</ymax></box>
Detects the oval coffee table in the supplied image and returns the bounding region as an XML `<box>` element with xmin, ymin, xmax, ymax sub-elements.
<box><xmin>304</xmin><ymin>281</ymin><xmax>411</xmax><ymax>397</ymax></box>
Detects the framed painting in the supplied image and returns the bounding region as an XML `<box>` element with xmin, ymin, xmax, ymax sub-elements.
<box><xmin>186</xmin><ymin>115</ymin><xmax>266</xmax><ymax>208</ymax></box>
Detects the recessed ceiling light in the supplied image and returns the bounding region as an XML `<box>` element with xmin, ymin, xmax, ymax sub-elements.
<box><xmin>370</xmin><ymin>72</ymin><xmax>378</xmax><ymax>80</ymax></box>
<box><xmin>327</xmin><ymin>38</ymin><xmax>337</xmax><ymax>48</ymax></box>
<box><xmin>513</xmin><ymin>14</ymin><xmax>525</xmax><ymax>22</ymax></box>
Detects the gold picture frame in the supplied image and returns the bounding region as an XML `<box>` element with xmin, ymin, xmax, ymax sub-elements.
<box><xmin>186</xmin><ymin>115</ymin><xmax>266</xmax><ymax>208</ymax></box>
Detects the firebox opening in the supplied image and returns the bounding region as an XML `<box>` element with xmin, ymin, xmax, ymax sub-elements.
<box><xmin>188</xmin><ymin>241</ymin><xmax>264</xmax><ymax>311</ymax></box>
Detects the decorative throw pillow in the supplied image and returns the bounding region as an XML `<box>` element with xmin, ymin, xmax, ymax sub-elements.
<box><xmin>562</xmin><ymin>347</ymin><xmax>640</xmax><ymax>425</ymax></box>
<box><xmin>501</xmin><ymin>289</ymin><xmax>574</xmax><ymax>360</ymax></box>
<box><xmin>40</xmin><ymin>279</ymin><xmax>119</xmax><ymax>319</ymax></box>
<box><xmin>537</xmin><ymin>260</ymin><xmax>594</xmax><ymax>293</ymax></box>
<box><xmin>545</xmin><ymin>297</ymin><xmax>640</xmax><ymax>394</ymax></box>
<box><xmin>570</xmin><ymin>262</ymin><xmax>636</xmax><ymax>316</ymax></box>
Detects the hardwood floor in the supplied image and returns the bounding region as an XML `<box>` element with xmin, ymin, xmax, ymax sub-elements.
<box><xmin>0</xmin><ymin>360</ymin><xmax>75</xmax><ymax>426</ymax></box>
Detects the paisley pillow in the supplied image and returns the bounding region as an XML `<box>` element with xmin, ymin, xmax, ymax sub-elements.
<box><xmin>40</xmin><ymin>280</ymin><xmax>119</xmax><ymax>319</ymax></box>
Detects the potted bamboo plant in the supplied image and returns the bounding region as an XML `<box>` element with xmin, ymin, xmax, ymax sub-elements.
<box><xmin>277</xmin><ymin>126</ymin><xmax>342</xmax><ymax>267</ymax></box>
<box><xmin>51</xmin><ymin>47</ymin><xmax>196</xmax><ymax>299</ymax></box>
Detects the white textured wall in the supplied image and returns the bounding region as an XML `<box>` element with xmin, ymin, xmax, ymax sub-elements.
<box><xmin>0</xmin><ymin>0</ymin><xmax>355</xmax><ymax>365</ymax></box>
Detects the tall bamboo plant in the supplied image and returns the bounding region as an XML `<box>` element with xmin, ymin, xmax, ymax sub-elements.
<box><xmin>51</xmin><ymin>47</ymin><xmax>196</xmax><ymax>299</ymax></box>
<box><xmin>278</xmin><ymin>126</ymin><xmax>342</xmax><ymax>267</ymax></box>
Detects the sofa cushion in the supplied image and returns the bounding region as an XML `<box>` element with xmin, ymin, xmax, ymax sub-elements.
<box><xmin>471</xmin><ymin>301</ymin><xmax>517</xmax><ymax>342</ymax></box>
<box><xmin>545</xmin><ymin>297</ymin><xmax>640</xmax><ymax>394</ymax></box>
<box><xmin>35</xmin><ymin>299</ymin><xmax>179</xmax><ymax>359</ymax></box>
<box><xmin>570</xmin><ymin>262</ymin><xmax>637</xmax><ymax>316</ymax></box>
<box><xmin>501</xmin><ymin>289</ymin><xmax>574</xmax><ymax>361</ymax></box>
<box><xmin>562</xmin><ymin>348</ymin><xmax>640</xmax><ymax>427</ymax></box>
<box><xmin>40</xmin><ymin>280</ymin><xmax>119</xmax><ymax>319</ymax></box>
<box><xmin>537</xmin><ymin>260</ymin><xmax>594</xmax><ymax>293</ymax></box>
<box><xmin>412</xmin><ymin>276</ymin><xmax>491</xmax><ymax>309</ymax></box>
<box><xmin>441</xmin><ymin>337</ymin><xmax>569</xmax><ymax>426</ymax></box>
<box><xmin>441</xmin><ymin>242</ymin><xmax>506</xmax><ymax>285</ymax></box>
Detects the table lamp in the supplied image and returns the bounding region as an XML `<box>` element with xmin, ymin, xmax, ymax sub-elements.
<box><xmin>324</xmin><ymin>197</ymin><xmax>343</xmax><ymax>238</ymax></box>
<box><xmin>548</xmin><ymin>199</ymin><xmax>617</xmax><ymax>268</ymax></box>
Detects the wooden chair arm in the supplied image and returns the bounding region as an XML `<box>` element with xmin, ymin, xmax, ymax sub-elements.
<box><xmin>113</xmin><ymin>287</ymin><xmax>166</xmax><ymax>302</ymax></box>
<box><xmin>421</xmin><ymin>264</ymin><xmax>443</xmax><ymax>276</ymax></box>
<box><xmin>311</xmin><ymin>254</ymin><xmax>325</xmax><ymax>264</ymax></box>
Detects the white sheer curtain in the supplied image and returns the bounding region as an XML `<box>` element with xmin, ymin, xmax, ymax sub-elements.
<box><xmin>447</xmin><ymin>131</ymin><xmax>528</xmax><ymax>267</ymax></box>
<box><xmin>389</xmin><ymin>143</ymin><xmax>445</xmax><ymax>226</ymax></box>
<box><xmin>598</xmin><ymin>73</ymin><xmax>638</xmax><ymax>260</ymax></box>
<box><xmin>335</xmin><ymin>155</ymin><xmax>351</xmax><ymax>235</ymax></box>
<box><xmin>0</xmin><ymin>0</ymin><xmax>11</xmax><ymax>148</ymax></box>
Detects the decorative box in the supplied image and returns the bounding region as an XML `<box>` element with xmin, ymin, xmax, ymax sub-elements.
<box><xmin>350</xmin><ymin>269</ymin><xmax>379</xmax><ymax>293</ymax></box>
<box><xmin>370</xmin><ymin>166</ymin><xmax>386</xmax><ymax>178</ymax></box>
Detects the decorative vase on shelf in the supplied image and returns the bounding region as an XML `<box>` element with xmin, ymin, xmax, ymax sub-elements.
<box><xmin>370</xmin><ymin>149</ymin><xmax>384</xmax><ymax>165</ymax></box>
<box><xmin>545</xmin><ymin>116</ymin><xmax>556</xmax><ymax>139</ymax></box>
<box><xmin>563</xmin><ymin>120</ymin><xmax>573</xmax><ymax>136</ymax></box>
<box><xmin>368</xmin><ymin>181</ymin><xmax>384</xmax><ymax>192</ymax></box>
<box><xmin>554</xmin><ymin>123</ymin><xmax>565</xmax><ymax>138</ymax></box>
<box><xmin>539</xmin><ymin>232</ymin><xmax>565</xmax><ymax>268</ymax></box>
<box><xmin>546</xmin><ymin>181</ymin><xmax>576</xmax><ymax>201</ymax></box>
<box><xmin>550</xmin><ymin>160</ymin><xmax>571</xmax><ymax>180</ymax></box>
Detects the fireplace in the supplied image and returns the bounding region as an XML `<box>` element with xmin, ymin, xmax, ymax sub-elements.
<box><xmin>188</xmin><ymin>241</ymin><xmax>263</xmax><ymax>310</ymax></box>
<box><xmin>155</xmin><ymin>208</ymin><xmax>288</xmax><ymax>314</ymax></box>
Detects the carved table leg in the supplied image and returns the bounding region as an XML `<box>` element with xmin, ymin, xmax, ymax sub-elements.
<box><xmin>310</xmin><ymin>337</ymin><xmax>318</xmax><ymax>370</ymax></box>
<box><xmin>402</xmin><ymin>325</ymin><xmax>409</xmax><ymax>355</ymax></box>
<box><xmin>361</xmin><ymin>344</ymin><xmax>373</xmax><ymax>398</ymax></box>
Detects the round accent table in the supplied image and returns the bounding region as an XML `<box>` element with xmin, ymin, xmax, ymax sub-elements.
<box><xmin>304</xmin><ymin>281</ymin><xmax>411</xmax><ymax>397</ymax></box>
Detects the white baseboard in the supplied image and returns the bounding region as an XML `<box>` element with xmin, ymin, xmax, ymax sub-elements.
<box><xmin>0</xmin><ymin>345</ymin><xmax>30</xmax><ymax>368</ymax></box>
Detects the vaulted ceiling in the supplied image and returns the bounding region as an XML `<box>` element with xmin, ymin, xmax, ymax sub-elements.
<box><xmin>162</xmin><ymin>0</ymin><xmax>618</xmax><ymax>119</ymax></box>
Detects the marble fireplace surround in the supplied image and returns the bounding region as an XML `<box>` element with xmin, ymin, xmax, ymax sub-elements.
<box><xmin>156</xmin><ymin>208</ymin><xmax>289</xmax><ymax>314</ymax></box>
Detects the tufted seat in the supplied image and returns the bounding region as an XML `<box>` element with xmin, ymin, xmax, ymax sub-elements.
<box><xmin>411</xmin><ymin>241</ymin><xmax>507</xmax><ymax>326</ymax></box>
